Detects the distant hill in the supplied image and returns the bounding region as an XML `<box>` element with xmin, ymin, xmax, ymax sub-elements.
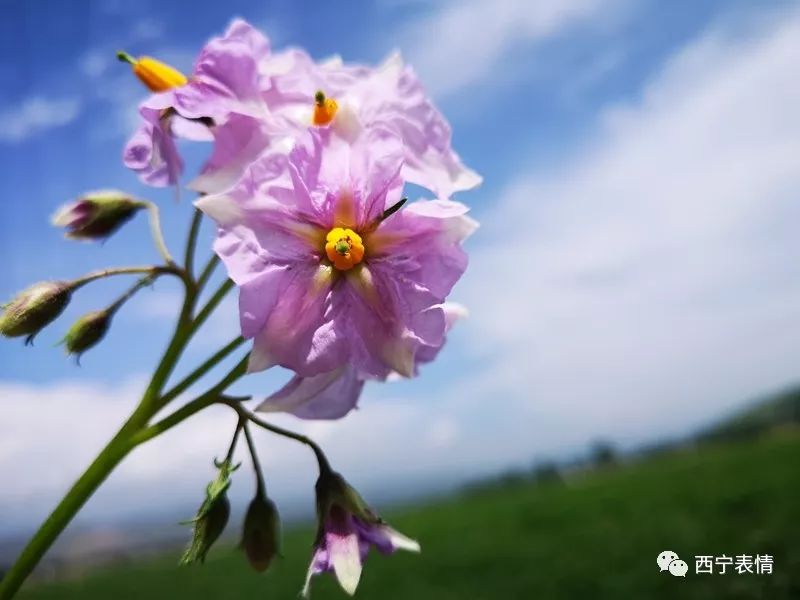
<box><xmin>697</xmin><ymin>383</ymin><xmax>800</xmax><ymax>443</ymax></box>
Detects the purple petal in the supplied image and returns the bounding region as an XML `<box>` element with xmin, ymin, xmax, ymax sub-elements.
<box><xmin>255</xmin><ymin>366</ymin><xmax>364</xmax><ymax>419</ymax></box>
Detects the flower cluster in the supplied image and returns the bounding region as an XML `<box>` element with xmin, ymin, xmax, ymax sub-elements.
<box><xmin>0</xmin><ymin>18</ymin><xmax>479</xmax><ymax>599</ymax></box>
<box><xmin>125</xmin><ymin>19</ymin><xmax>480</xmax><ymax>421</ymax></box>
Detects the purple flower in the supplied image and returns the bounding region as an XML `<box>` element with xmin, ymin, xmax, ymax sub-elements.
<box><xmin>197</xmin><ymin>124</ymin><xmax>476</xmax><ymax>418</ymax></box>
<box><xmin>302</xmin><ymin>470</ymin><xmax>419</xmax><ymax>597</ymax></box>
<box><xmin>263</xmin><ymin>50</ymin><xmax>482</xmax><ymax>198</ymax></box>
<box><xmin>123</xmin><ymin>20</ymin><xmax>481</xmax><ymax>198</ymax></box>
<box><xmin>123</xmin><ymin>19</ymin><xmax>275</xmax><ymax>190</ymax></box>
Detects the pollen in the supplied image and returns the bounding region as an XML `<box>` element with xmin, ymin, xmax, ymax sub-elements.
<box><xmin>117</xmin><ymin>51</ymin><xmax>188</xmax><ymax>93</ymax></box>
<box><xmin>325</xmin><ymin>227</ymin><xmax>364</xmax><ymax>271</ymax></box>
<box><xmin>312</xmin><ymin>90</ymin><xmax>339</xmax><ymax>126</ymax></box>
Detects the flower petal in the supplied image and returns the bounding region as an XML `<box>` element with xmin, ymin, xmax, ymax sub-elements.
<box><xmin>327</xmin><ymin>529</ymin><xmax>362</xmax><ymax>596</ymax></box>
<box><xmin>255</xmin><ymin>366</ymin><xmax>364</xmax><ymax>419</ymax></box>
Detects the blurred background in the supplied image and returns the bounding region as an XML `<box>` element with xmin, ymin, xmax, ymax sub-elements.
<box><xmin>1</xmin><ymin>0</ymin><xmax>799</xmax><ymax>597</ymax></box>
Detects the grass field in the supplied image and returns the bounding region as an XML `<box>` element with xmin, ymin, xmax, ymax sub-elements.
<box><xmin>17</xmin><ymin>430</ymin><xmax>800</xmax><ymax>599</ymax></box>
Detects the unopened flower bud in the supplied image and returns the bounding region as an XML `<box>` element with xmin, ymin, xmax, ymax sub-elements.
<box><xmin>52</xmin><ymin>190</ymin><xmax>145</xmax><ymax>241</ymax></box>
<box><xmin>117</xmin><ymin>51</ymin><xmax>187</xmax><ymax>92</ymax></box>
<box><xmin>180</xmin><ymin>460</ymin><xmax>235</xmax><ymax>565</ymax></box>
<box><xmin>240</xmin><ymin>492</ymin><xmax>281</xmax><ymax>572</ymax></box>
<box><xmin>0</xmin><ymin>281</ymin><xmax>73</xmax><ymax>344</ymax></box>
<box><xmin>60</xmin><ymin>309</ymin><xmax>112</xmax><ymax>360</ymax></box>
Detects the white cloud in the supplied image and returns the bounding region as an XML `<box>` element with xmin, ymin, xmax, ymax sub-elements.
<box><xmin>80</xmin><ymin>50</ymin><xmax>113</xmax><ymax>79</ymax></box>
<box><xmin>0</xmin><ymin>377</ymin><xmax>479</xmax><ymax>533</ymax></box>
<box><xmin>0</xmin><ymin>96</ymin><xmax>81</xmax><ymax>143</ymax></box>
<box><xmin>398</xmin><ymin>0</ymin><xmax>625</xmax><ymax>97</ymax></box>
<box><xmin>461</xmin><ymin>6</ymin><xmax>800</xmax><ymax>442</ymax></box>
<box><xmin>130</xmin><ymin>17</ymin><xmax>166</xmax><ymax>43</ymax></box>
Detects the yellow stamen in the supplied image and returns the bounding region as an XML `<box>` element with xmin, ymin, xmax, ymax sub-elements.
<box><xmin>325</xmin><ymin>227</ymin><xmax>364</xmax><ymax>271</ymax></box>
<box><xmin>312</xmin><ymin>90</ymin><xmax>338</xmax><ymax>126</ymax></box>
<box><xmin>117</xmin><ymin>51</ymin><xmax>188</xmax><ymax>93</ymax></box>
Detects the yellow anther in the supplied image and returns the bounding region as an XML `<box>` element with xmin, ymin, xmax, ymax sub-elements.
<box><xmin>325</xmin><ymin>227</ymin><xmax>364</xmax><ymax>271</ymax></box>
<box><xmin>312</xmin><ymin>90</ymin><xmax>339</xmax><ymax>126</ymax></box>
<box><xmin>117</xmin><ymin>51</ymin><xmax>188</xmax><ymax>93</ymax></box>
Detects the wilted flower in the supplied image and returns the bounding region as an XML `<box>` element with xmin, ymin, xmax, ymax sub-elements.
<box><xmin>123</xmin><ymin>19</ymin><xmax>481</xmax><ymax>198</ymax></box>
<box><xmin>197</xmin><ymin>124</ymin><xmax>476</xmax><ymax>418</ymax></box>
<box><xmin>60</xmin><ymin>309</ymin><xmax>112</xmax><ymax>361</ymax></box>
<box><xmin>116</xmin><ymin>51</ymin><xmax>188</xmax><ymax>92</ymax></box>
<box><xmin>52</xmin><ymin>190</ymin><xmax>145</xmax><ymax>241</ymax></box>
<box><xmin>240</xmin><ymin>491</ymin><xmax>281</xmax><ymax>572</ymax></box>
<box><xmin>0</xmin><ymin>281</ymin><xmax>73</xmax><ymax>344</ymax></box>
<box><xmin>302</xmin><ymin>469</ymin><xmax>419</xmax><ymax>598</ymax></box>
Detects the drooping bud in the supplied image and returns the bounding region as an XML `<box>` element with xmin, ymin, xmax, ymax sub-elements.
<box><xmin>180</xmin><ymin>460</ymin><xmax>236</xmax><ymax>565</ymax></box>
<box><xmin>60</xmin><ymin>309</ymin><xmax>112</xmax><ymax>361</ymax></box>
<box><xmin>315</xmin><ymin>469</ymin><xmax>378</xmax><ymax>527</ymax></box>
<box><xmin>117</xmin><ymin>51</ymin><xmax>188</xmax><ymax>92</ymax></box>
<box><xmin>240</xmin><ymin>491</ymin><xmax>281</xmax><ymax>572</ymax></box>
<box><xmin>52</xmin><ymin>190</ymin><xmax>146</xmax><ymax>241</ymax></box>
<box><xmin>0</xmin><ymin>281</ymin><xmax>73</xmax><ymax>344</ymax></box>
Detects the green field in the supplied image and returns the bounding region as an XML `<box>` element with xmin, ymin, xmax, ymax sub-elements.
<box><xmin>18</xmin><ymin>431</ymin><xmax>800</xmax><ymax>599</ymax></box>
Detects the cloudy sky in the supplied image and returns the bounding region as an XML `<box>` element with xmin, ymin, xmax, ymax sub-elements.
<box><xmin>1</xmin><ymin>0</ymin><xmax>799</xmax><ymax>539</ymax></box>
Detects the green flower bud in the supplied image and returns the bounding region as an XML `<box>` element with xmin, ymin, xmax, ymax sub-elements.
<box><xmin>315</xmin><ymin>469</ymin><xmax>378</xmax><ymax>526</ymax></box>
<box><xmin>180</xmin><ymin>460</ymin><xmax>236</xmax><ymax>565</ymax></box>
<box><xmin>240</xmin><ymin>492</ymin><xmax>281</xmax><ymax>572</ymax></box>
<box><xmin>60</xmin><ymin>309</ymin><xmax>112</xmax><ymax>361</ymax></box>
<box><xmin>0</xmin><ymin>281</ymin><xmax>73</xmax><ymax>344</ymax></box>
<box><xmin>52</xmin><ymin>190</ymin><xmax>145</xmax><ymax>241</ymax></box>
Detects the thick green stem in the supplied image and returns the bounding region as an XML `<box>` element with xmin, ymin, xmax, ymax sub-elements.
<box><xmin>0</xmin><ymin>191</ymin><xmax>248</xmax><ymax>596</ymax></box>
<box><xmin>0</xmin><ymin>353</ymin><xmax>249</xmax><ymax>598</ymax></box>
<box><xmin>0</xmin><ymin>419</ymin><xmax>139</xmax><ymax>599</ymax></box>
<box><xmin>136</xmin><ymin>355</ymin><xmax>249</xmax><ymax>446</ymax></box>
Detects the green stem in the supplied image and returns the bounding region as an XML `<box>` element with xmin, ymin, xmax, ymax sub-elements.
<box><xmin>71</xmin><ymin>265</ymin><xmax>180</xmax><ymax>289</ymax></box>
<box><xmin>0</xmin><ymin>205</ymin><xmax>241</xmax><ymax>597</ymax></box>
<box><xmin>224</xmin><ymin>402</ymin><xmax>331</xmax><ymax>475</ymax></box>
<box><xmin>191</xmin><ymin>279</ymin><xmax>234</xmax><ymax>334</ymax></box>
<box><xmin>0</xmin><ymin>419</ymin><xmax>138</xmax><ymax>599</ymax></box>
<box><xmin>158</xmin><ymin>336</ymin><xmax>245</xmax><ymax>407</ymax></box>
<box><xmin>224</xmin><ymin>420</ymin><xmax>244</xmax><ymax>464</ymax></box>
<box><xmin>195</xmin><ymin>254</ymin><xmax>219</xmax><ymax>292</ymax></box>
<box><xmin>242</xmin><ymin>422</ymin><xmax>267</xmax><ymax>495</ymax></box>
<box><xmin>184</xmin><ymin>209</ymin><xmax>203</xmax><ymax>277</ymax></box>
<box><xmin>0</xmin><ymin>354</ymin><xmax>249</xmax><ymax>598</ymax></box>
<box><xmin>144</xmin><ymin>201</ymin><xmax>175</xmax><ymax>266</ymax></box>
<box><xmin>106</xmin><ymin>274</ymin><xmax>156</xmax><ymax>315</ymax></box>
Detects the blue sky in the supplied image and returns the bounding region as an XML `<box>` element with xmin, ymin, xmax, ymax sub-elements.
<box><xmin>1</xmin><ymin>0</ymin><xmax>800</xmax><ymax>537</ymax></box>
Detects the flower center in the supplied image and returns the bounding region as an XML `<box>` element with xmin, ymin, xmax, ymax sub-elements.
<box><xmin>312</xmin><ymin>90</ymin><xmax>338</xmax><ymax>126</ymax></box>
<box><xmin>325</xmin><ymin>227</ymin><xmax>364</xmax><ymax>271</ymax></box>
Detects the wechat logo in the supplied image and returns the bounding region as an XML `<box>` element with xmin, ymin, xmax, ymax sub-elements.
<box><xmin>657</xmin><ymin>550</ymin><xmax>688</xmax><ymax>577</ymax></box>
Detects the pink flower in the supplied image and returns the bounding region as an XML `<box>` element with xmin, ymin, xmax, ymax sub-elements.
<box><xmin>124</xmin><ymin>19</ymin><xmax>481</xmax><ymax>199</ymax></box>
<box><xmin>197</xmin><ymin>125</ymin><xmax>476</xmax><ymax>418</ymax></box>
